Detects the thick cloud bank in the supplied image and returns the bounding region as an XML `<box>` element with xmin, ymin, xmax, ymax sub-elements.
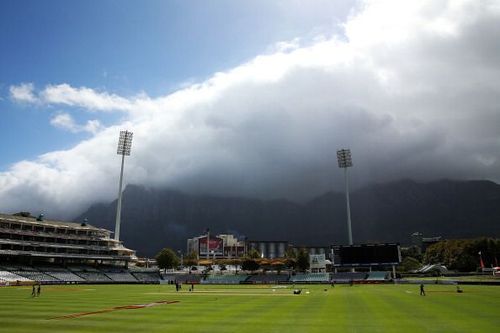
<box><xmin>3</xmin><ymin>0</ymin><xmax>500</xmax><ymax>218</ymax></box>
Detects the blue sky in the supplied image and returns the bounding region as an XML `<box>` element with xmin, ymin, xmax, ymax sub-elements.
<box><xmin>1</xmin><ymin>0</ymin><xmax>499</xmax><ymax>218</ymax></box>
<box><xmin>0</xmin><ymin>0</ymin><xmax>351</xmax><ymax>169</ymax></box>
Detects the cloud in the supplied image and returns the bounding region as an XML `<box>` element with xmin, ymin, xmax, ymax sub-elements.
<box><xmin>273</xmin><ymin>38</ymin><xmax>301</xmax><ymax>53</ymax></box>
<box><xmin>41</xmin><ymin>84</ymin><xmax>133</xmax><ymax>112</ymax></box>
<box><xmin>10</xmin><ymin>83</ymin><xmax>134</xmax><ymax>112</ymax></box>
<box><xmin>50</xmin><ymin>113</ymin><xmax>103</xmax><ymax>134</ymax></box>
<box><xmin>1</xmin><ymin>0</ymin><xmax>500</xmax><ymax>219</ymax></box>
<box><xmin>9</xmin><ymin>83</ymin><xmax>37</xmax><ymax>103</ymax></box>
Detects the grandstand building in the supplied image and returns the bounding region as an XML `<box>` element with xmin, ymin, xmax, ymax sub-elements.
<box><xmin>0</xmin><ymin>213</ymin><xmax>136</xmax><ymax>266</ymax></box>
<box><xmin>187</xmin><ymin>233</ymin><xmax>291</xmax><ymax>259</ymax></box>
<box><xmin>187</xmin><ymin>234</ymin><xmax>326</xmax><ymax>260</ymax></box>
<box><xmin>187</xmin><ymin>234</ymin><xmax>245</xmax><ymax>259</ymax></box>
<box><xmin>247</xmin><ymin>240</ymin><xmax>288</xmax><ymax>259</ymax></box>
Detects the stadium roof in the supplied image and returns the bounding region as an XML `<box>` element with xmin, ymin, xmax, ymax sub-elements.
<box><xmin>0</xmin><ymin>213</ymin><xmax>104</xmax><ymax>231</ymax></box>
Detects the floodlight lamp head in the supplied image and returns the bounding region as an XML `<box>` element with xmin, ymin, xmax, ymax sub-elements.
<box><xmin>337</xmin><ymin>148</ymin><xmax>353</xmax><ymax>168</ymax></box>
<box><xmin>117</xmin><ymin>130</ymin><xmax>133</xmax><ymax>156</ymax></box>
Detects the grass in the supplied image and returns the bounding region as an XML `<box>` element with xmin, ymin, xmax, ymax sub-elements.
<box><xmin>0</xmin><ymin>283</ymin><xmax>499</xmax><ymax>333</ymax></box>
<box><xmin>405</xmin><ymin>275</ymin><xmax>500</xmax><ymax>282</ymax></box>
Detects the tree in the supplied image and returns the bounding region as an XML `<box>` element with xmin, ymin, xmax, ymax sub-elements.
<box><xmin>285</xmin><ymin>247</ymin><xmax>297</xmax><ymax>259</ymax></box>
<box><xmin>155</xmin><ymin>248</ymin><xmax>180</xmax><ymax>272</ymax></box>
<box><xmin>296</xmin><ymin>248</ymin><xmax>309</xmax><ymax>272</ymax></box>
<box><xmin>424</xmin><ymin>237</ymin><xmax>500</xmax><ymax>272</ymax></box>
<box><xmin>401</xmin><ymin>246</ymin><xmax>423</xmax><ymax>262</ymax></box>
<box><xmin>183</xmin><ymin>251</ymin><xmax>198</xmax><ymax>267</ymax></box>
<box><xmin>247</xmin><ymin>248</ymin><xmax>261</xmax><ymax>259</ymax></box>
<box><xmin>398</xmin><ymin>256</ymin><xmax>422</xmax><ymax>272</ymax></box>
<box><xmin>241</xmin><ymin>259</ymin><xmax>260</xmax><ymax>272</ymax></box>
<box><xmin>284</xmin><ymin>247</ymin><xmax>297</xmax><ymax>270</ymax></box>
<box><xmin>285</xmin><ymin>258</ymin><xmax>297</xmax><ymax>270</ymax></box>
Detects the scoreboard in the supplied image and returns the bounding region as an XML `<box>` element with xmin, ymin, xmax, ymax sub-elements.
<box><xmin>331</xmin><ymin>243</ymin><xmax>401</xmax><ymax>267</ymax></box>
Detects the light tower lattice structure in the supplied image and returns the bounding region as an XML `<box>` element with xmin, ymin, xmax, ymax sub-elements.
<box><xmin>115</xmin><ymin>130</ymin><xmax>133</xmax><ymax>241</ymax></box>
<box><xmin>337</xmin><ymin>148</ymin><xmax>353</xmax><ymax>245</ymax></box>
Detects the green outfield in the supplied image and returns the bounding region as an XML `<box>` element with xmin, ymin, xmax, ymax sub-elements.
<box><xmin>0</xmin><ymin>283</ymin><xmax>499</xmax><ymax>333</ymax></box>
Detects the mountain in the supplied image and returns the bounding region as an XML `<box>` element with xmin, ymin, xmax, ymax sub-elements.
<box><xmin>76</xmin><ymin>180</ymin><xmax>500</xmax><ymax>257</ymax></box>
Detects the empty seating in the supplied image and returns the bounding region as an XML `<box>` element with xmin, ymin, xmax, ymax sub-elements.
<box><xmin>0</xmin><ymin>264</ymin><xmax>165</xmax><ymax>284</ymax></box>
<box><xmin>161</xmin><ymin>274</ymin><xmax>202</xmax><ymax>284</ymax></box>
<box><xmin>103</xmin><ymin>271</ymin><xmax>138</xmax><ymax>282</ymax></box>
<box><xmin>290</xmin><ymin>273</ymin><xmax>329</xmax><ymax>283</ymax></box>
<box><xmin>13</xmin><ymin>271</ymin><xmax>60</xmax><ymax>282</ymax></box>
<box><xmin>202</xmin><ymin>274</ymin><xmax>249</xmax><ymax>284</ymax></box>
<box><xmin>0</xmin><ymin>270</ymin><xmax>33</xmax><ymax>282</ymax></box>
<box><xmin>132</xmin><ymin>272</ymin><xmax>160</xmax><ymax>283</ymax></box>
<box><xmin>366</xmin><ymin>271</ymin><xmax>389</xmax><ymax>281</ymax></box>
<box><xmin>45</xmin><ymin>271</ymin><xmax>86</xmax><ymax>282</ymax></box>
<box><xmin>74</xmin><ymin>271</ymin><xmax>112</xmax><ymax>282</ymax></box>
<box><xmin>69</xmin><ymin>266</ymin><xmax>100</xmax><ymax>272</ymax></box>
<box><xmin>330</xmin><ymin>272</ymin><xmax>367</xmax><ymax>282</ymax></box>
<box><xmin>246</xmin><ymin>274</ymin><xmax>289</xmax><ymax>284</ymax></box>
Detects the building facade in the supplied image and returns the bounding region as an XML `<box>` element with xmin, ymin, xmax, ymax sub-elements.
<box><xmin>187</xmin><ymin>233</ymin><xmax>247</xmax><ymax>259</ymax></box>
<box><xmin>0</xmin><ymin>213</ymin><xmax>136</xmax><ymax>266</ymax></box>
<box><xmin>246</xmin><ymin>240</ymin><xmax>288</xmax><ymax>259</ymax></box>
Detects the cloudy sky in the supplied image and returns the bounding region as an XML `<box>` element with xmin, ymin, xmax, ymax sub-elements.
<box><xmin>1</xmin><ymin>0</ymin><xmax>499</xmax><ymax>219</ymax></box>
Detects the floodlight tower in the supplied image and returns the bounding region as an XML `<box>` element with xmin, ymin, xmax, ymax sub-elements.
<box><xmin>114</xmin><ymin>130</ymin><xmax>133</xmax><ymax>241</ymax></box>
<box><xmin>206</xmin><ymin>228</ymin><xmax>210</xmax><ymax>261</ymax></box>
<box><xmin>337</xmin><ymin>149</ymin><xmax>353</xmax><ymax>245</ymax></box>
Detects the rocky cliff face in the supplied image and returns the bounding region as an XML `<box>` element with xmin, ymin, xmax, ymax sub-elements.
<box><xmin>77</xmin><ymin>179</ymin><xmax>500</xmax><ymax>256</ymax></box>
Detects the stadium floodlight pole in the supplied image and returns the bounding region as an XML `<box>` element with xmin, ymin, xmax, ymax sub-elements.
<box><xmin>337</xmin><ymin>149</ymin><xmax>353</xmax><ymax>246</ymax></box>
<box><xmin>206</xmin><ymin>228</ymin><xmax>210</xmax><ymax>261</ymax></box>
<box><xmin>114</xmin><ymin>130</ymin><xmax>133</xmax><ymax>241</ymax></box>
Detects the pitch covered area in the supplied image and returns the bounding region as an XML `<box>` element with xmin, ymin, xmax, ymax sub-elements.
<box><xmin>0</xmin><ymin>284</ymin><xmax>499</xmax><ymax>333</ymax></box>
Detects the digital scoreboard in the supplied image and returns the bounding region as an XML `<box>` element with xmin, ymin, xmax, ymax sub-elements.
<box><xmin>331</xmin><ymin>243</ymin><xmax>401</xmax><ymax>267</ymax></box>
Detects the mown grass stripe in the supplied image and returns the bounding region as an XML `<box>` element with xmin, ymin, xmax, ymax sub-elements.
<box><xmin>0</xmin><ymin>284</ymin><xmax>499</xmax><ymax>333</ymax></box>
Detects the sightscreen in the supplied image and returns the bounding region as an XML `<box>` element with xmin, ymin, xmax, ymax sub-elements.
<box><xmin>331</xmin><ymin>243</ymin><xmax>401</xmax><ymax>266</ymax></box>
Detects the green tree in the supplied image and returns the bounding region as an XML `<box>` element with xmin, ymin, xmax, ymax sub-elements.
<box><xmin>241</xmin><ymin>259</ymin><xmax>260</xmax><ymax>272</ymax></box>
<box><xmin>155</xmin><ymin>248</ymin><xmax>180</xmax><ymax>272</ymax></box>
<box><xmin>398</xmin><ymin>256</ymin><xmax>422</xmax><ymax>272</ymax></box>
<box><xmin>401</xmin><ymin>246</ymin><xmax>423</xmax><ymax>262</ymax></box>
<box><xmin>296</xmin><ymin>248</ymin><xmax>309</xmax><ymax>272</ymax></box>
<box><xmin>424</xmin><ymin>237</ymin><xmax>500</xmax><ymax>272</ymax></box>
<box><xmin>284</xmin><ymin>247</ymin><xmax>297</xmax><ymax>269</ymax></box>
<box><xmin>247</xmin><ymin>248</ymin><xmax>261</xmax><ymax>259</ymax></box>
<box><xmin>285</xmin><ymin>258</ymin><xmax>297</xmax><ymax>270</ymax></box>
<box><xmin>285</xmin><ymin>247</ymin><xmax>297</xmax><ymax>259</ymax></box>
<box><xmin>183</xmin><ymin>251</ymin><xmax>198</xmax><ymax>267</ymax></box>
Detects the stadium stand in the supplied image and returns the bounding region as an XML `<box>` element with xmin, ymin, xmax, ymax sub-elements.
<box><xmin>44</xmin><ymin>270</ymin><xmax>86</xmax><ymax>282</ymax></box>
<box><xmin>201</xmin><ymin>274</ymin><xmax>249</xmax><ymax>284</ymax></box>
<box><xmin>103</xmin><ymin>271</ymin><xmax>138</xmax><ymax>282</ymax></box>
<box><xmin>162</xmin><ymin>274</ymin><xmax>202</xmax><ymax>284</ymax></box>
<box><xmin>13</xmin><ymin>270</ymin><xmax>60</xmax><ymax>283</ymax></box>
<box><xmin>9</xmin><ymin>266</ymin><xmax>62</xmax><ymax>283</ymax></box>
<box><xmin>290</xmin><ymin>273</ymin><xmax>330</xmax><ymax>283</ymax></box>
<box><xmin>0</xmin><ymin>270</ymin><xmax>33</xmax><ymax>283</ymax></box>
<box><xmin>131</xmin><ymin>272</ymin><xmax>160</xmax><ymax>283</ymax></box>
<box><xmin>73</xmin><ymin>271</ymin><xmax>112</xmax><ymax>282</ymax></box>
<box><xmin>366</xmin><ymin>271</ymin><xmax>390</xmax><ymax>281</ymax></box>
<box><xmin>246</xmin><ymin>274</ymin><xmax>289</xmax><ymax>284</ymax></box>
<box><xmin>330</xmin><ymin>272</ymin><xmax>367</xmax><ymax>283</ymax></box>
<box><xmin>128</xmin><ymin>266</ymin><xmax>160</xmax><ymax>283</ymax></box>
<box><xmin>0</xmin><ymin>213</ymin><xmax>136</xmax><ymax>274</ymax></box>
